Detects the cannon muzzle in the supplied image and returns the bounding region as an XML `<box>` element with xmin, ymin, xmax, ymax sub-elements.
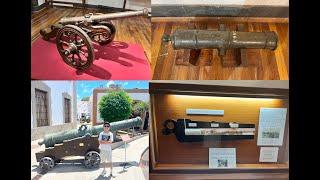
<box><xmin>59</xmin><ymin>8</ymin><xmax>149</xmax><ymax>24</ymax></box>
<box><xmin>38</xmin><ymin>117</ymin><xmax>142</xmax><ymax>148</ymax></box>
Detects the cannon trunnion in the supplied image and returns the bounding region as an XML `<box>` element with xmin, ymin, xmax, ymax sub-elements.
<box><xmin>40</xmin><ymin>9</ymin><xmax>148</xmax><ymax>70</ymax></box>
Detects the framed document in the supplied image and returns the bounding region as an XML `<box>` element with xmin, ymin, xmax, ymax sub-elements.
<box><xmin>209</xmin><ymin>148</ymin><xmax>236</xmax><ymax>168</ymax></box>
<box><xmin>259</xmin><ymin>147</ymin><xmax>279</xmax><ymax>162</ymax></box>
<box><xmin>257</xmin><ymin>108</ymin><xmax>287</xmax><ymax>146</ymax></box>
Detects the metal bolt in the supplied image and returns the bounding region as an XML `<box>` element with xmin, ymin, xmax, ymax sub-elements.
<box><xmin>162</xmin><ymin>35</ymin><xmax>171</xmax><ymax>42</ymax></box>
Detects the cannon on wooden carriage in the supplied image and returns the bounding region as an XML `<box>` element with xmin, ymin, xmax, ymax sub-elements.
<box><xmin>35</xmin><ymin>117</ymin><xmax>142</xmax><ymax>172</ymax></box>
<box><xmin>40</xmin><ymin>9</ymin><xmax>149</xmax><ymax>70</ymax></box>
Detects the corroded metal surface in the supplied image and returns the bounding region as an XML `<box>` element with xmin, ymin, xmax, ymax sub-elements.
<box><xmin>59</xmin><ymin>8</ymin><xmax>148</xmax><ymax>24</ymax></box>
<box><xmin>164</xmin><ymin>24</ymin><xmax>278</xmax><ymax>66</ymax></box>
<box><xmin>171</xmin><ymin>29</ymin><xmax>277</xmax><ymax>54</ymax></box>
<box><xmin>38</xmin><ymin>117</ymin><xmax>142</xmax><ymax>148</ymax></box>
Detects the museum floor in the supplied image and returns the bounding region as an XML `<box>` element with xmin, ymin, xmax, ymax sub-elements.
<box><xmin>31</xmin><ymin>7</ymin><xmax>151</xmax><ymax>61</ymax></box>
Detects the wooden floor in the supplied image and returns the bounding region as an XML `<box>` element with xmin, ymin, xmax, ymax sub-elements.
<box><xmin>151</xmin><ymin>19</ymin><xmax>289</xmax><ymax>80</ymax></box>
<box><xmin>31</xmin><ymin>7</ymin><xmax>151</xmax><ymax>61</ymax></box>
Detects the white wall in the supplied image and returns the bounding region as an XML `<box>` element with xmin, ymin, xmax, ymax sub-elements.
<box><xmin>77</xmin><ymin>101</ymin><xmax>90</xmax><ymax>119</ymax></box>
<box><xmin>151</xmin><ymin>0</ymin><xmax>289</xmax><ymax>6</ymax></box>
<box><xmin>31</xmin><ymin>122</ymin><xmax>77</xmax><ymax>140</ymax></box>
<box><xmin>31</xmin><ymin>103</ymin><xmax>34</xmax><ymax>129</ymax></box>
<box><xmin>37</xmin><ymin>0</ymin><xmax>46</xmax><ymax>6</ymax></box>
<box><xmin>42</xmin><ymin>81</ymin><xmax>75</xmax><ymax>125</ymax></box>
<box><xmin>89</xmin><ymin>95</ymin><xmax>93</xmax><ymax>121</ymax></box>
<box><xmin>31</xmin><ymin>81</ymin><xmax>52</xmax><ymax>128</ymax></box>
<box><xmin>96</xmin><ymin>91</ymin><xmax>149</xmax><ymax>122</ymax></box>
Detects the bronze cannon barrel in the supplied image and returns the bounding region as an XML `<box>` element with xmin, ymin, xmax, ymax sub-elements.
<box><xmin>38</xmin><ymin>117</ymin><xmax>143</xmax><ymax>148</ymax></box>
<box><xmin>59</xmin><ymin>8</ymin><xmax>149</xmax><ymax>24</ymax></box>
<box><xmin>171</xmin><ymin>29</ymin><xmax>278</xmax><ymax>51</ymax></box>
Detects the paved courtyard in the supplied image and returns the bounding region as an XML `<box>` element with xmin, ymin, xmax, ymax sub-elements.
<box><xmin>31</xmin><ymin>135</ymin><xmax>149</xmax><ymax>180</ymax></box>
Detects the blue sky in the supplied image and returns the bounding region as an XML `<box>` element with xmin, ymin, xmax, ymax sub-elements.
<box><xmin>76</xmin><ymin>81</ymin><xmax>149</xmax><ymax>100</ymax></box>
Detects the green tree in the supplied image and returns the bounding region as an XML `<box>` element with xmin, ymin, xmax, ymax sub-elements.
<box><xmin>132</xmin><ymin>101</ymin><xmax>149</xmax><ymax>116</ymax></box>
<box><xmin>98</xmin><ymin>91</ymin><xmax>133</xmax><ymax>123</ymax></box>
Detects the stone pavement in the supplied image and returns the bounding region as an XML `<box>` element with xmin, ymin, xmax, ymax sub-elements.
<box><xmin>31</xmin><ymin>135</ymin><xmax>149</xmax><ymax>180</ymax></box>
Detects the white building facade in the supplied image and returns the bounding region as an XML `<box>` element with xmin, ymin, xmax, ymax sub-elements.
<box><xmin>31</xmin><ymin>81</ymin><xmax>77</xmax><ymax>140</ymax></box>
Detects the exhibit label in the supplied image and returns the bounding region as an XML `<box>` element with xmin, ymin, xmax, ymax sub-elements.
<box><xmin>259</xmin><ymin>147</ymin><xmax>279</xmax><ymax>162</ymax></box>
<box><xmin>257</xmin><ymin>108</ymin><xmax>287</xmax><ymax>146</ymax></box>
<box><xmin>209</xmin><ymin>148</ymin><xmax>236</xmax><ymax>168</ymax></box>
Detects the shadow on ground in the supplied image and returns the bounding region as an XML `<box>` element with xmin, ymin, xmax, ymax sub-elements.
<box><xmin>32</xmin><ymin>160</ymin><xmax>139</xmax><ymax>173</ymax></box>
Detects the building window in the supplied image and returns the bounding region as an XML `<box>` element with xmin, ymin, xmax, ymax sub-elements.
<box><xmin>64</xmin><ymin>98</ymin><xmax>71</xmax><ymax>123</ymax></box>
<box><xmin>35</xmin><ymin>89</ymin><xmax>49</xmax><ymax>127</ymax></box>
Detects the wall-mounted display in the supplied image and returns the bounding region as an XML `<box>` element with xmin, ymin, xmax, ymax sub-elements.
<box><xmin>149</xmin><ymin>82</ymin><xmax>289</xmax><ymax>179</ymax></box>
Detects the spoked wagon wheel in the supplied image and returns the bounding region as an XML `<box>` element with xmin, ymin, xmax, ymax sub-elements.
<box><xmin>56</xmin><ymin>25</ymin><xmax>94</xmax><ymax>70</ymax></box>
<box><xmin>39</xmin><ymin>157</ymin><xmax>55</xmax><ymax>172</ymax></box>
<box><xmin>84</xmin><ymin>151</ymin><xmax>101</xmax><ymax>168</ymax></box>
<box><xmin>91</xmin><ymin>22</ymin><xmax>116</xmax><ymax>45</ymax></box>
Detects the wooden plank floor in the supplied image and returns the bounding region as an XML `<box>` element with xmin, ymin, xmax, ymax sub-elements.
<box><xmin>31</xmin><ymin>7</ymin><xmax>151</xmax><ymax>61</ymax></box>
<box><xmin>151</xmin><ymin>19</ymin><xmax>288</xmax><ymax>80</ymax></box>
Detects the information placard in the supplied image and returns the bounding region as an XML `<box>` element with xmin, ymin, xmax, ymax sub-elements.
<box><xmin>209</xmin><ymin>148</ymin><xmax>236</xmax><ymax>168</ymax></box>
<box><xmin>257</xmin><ymin>108</ymin><xmax>287</xmax><ymax>146</ymax></box>
<box><xmin>259</xmin><ymin>147</ymin><xmax>279</xmax><ymax>162</ymax></box>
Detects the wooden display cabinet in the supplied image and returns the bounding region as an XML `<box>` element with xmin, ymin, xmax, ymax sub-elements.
<box><xmin>149</xmin><ymin>82</ymin><xmax>289</xmax><ymax>179</ymax></box>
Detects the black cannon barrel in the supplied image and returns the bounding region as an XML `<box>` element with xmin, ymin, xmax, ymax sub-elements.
<box><xmin>171</xmin><ymin>29</ymin><xmax>278</xmax><ymax>51</ymax></box>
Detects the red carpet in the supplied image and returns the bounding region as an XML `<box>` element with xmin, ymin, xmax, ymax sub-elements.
<box><xmin>31</xmin><ymin>38</ymin><xmax>151</xmax><ymax>80</ymax></box>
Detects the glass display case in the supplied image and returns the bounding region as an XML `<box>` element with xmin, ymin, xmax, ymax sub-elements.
<box><xmin>149</xmin><ymin>81</ymin><xmax>289</xmax><ymax>179</ymax></box>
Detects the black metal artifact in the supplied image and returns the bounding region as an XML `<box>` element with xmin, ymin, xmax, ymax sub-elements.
<box><xmin>162</xmin><ymin>119</ymin><xmax>255</xmax><ymax>142</ymax></box>
<box><xmin>40</xmin><ymin>9</ymin><xmax>149</xmax><ymax>70</ymax></box>
<box><xmin>36</xmin><ymin>117</ymin><xmax>142</xmax><ymax>172</ymax></box>
<box><xmin>163</xmin><ymin>24</ymin><xmax>278</xmax><ymax>66</ymax></box>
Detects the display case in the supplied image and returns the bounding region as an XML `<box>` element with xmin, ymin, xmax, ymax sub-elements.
<box><xmin>149</xmin><ymin>81</ymin><xmax>289</xmax><ymax>179</ymax></box>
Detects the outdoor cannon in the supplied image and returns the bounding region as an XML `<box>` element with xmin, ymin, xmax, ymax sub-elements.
<box><xmin>40</xmin><ymin>8</ymin><xmax>149</xmax><ymax>70</ymax></box>
<box><xmin>163</xmin><ymin>24</ymin><xmax>278</xmax><ymax>66</ymax></box>
<box><xmin>36</xmin><ymin>117</ymin><xmax>142</xmax><ymax>171</ymax></box>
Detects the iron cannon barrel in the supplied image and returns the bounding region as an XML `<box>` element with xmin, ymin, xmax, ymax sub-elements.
<box><xmin>38</xmin><ymin>117</ymin><xmax>142</xmax><ymax>148</ymax></box>
<box><xmin>171</xmin><ymin>30</ymin><xmax>277</xmax><ymax>50</ymax></box>
<box><xmin>59</xmin><ymin>8</ymin><xmax>149</xmax><ymax>24</ymax></box>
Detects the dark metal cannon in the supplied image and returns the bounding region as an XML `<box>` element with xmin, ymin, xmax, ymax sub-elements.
<box><xmin>163</xmin><ymin>24</ymin><xmax>278</xmax><ymax>66</ymax></box>
<box><xmin>36</xmin><ymin>117</ymin><xmax>142</xmax><ymax>171</ymax></box>
<box><xmin>162</xmin><ymin>119</ymin><xmax>255</xmax><ymax>142</ymax></box>
<box><xmin>40</xmin><ymin>9</ymin><xmax>149</xmax><ymax>70</ymax></box>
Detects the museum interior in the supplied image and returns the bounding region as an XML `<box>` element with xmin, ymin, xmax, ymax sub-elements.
<box><xmin>31</xmin><ymin>0</ymin><xmax>151</xmax><ymax>80</ymax></box>
<box><xmin>149</xmin><ymin>80</ymin><xmax>289</xmax><ymax>179</ymax></box>
<box><xmin>151</xmin><ymin>0</ymin><xmax>289</xmax><ymax>80</ymax></box>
